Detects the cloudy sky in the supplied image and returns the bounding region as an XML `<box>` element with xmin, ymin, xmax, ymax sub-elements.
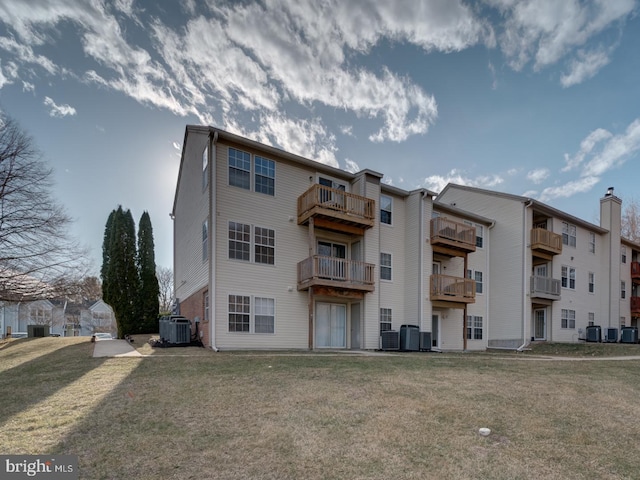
<box><xmin>1</xmin><ymin>0</ymin><xmax>639</xmax><ymax>271</ymax></box>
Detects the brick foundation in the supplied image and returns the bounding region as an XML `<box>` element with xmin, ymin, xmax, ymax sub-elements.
<box><xmin>177</xmin><ymin>286</ymin><xmax>210</xmax><ymax>348</ymax></box>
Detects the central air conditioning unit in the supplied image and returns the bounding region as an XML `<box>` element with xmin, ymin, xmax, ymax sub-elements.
<box><xmin>621</xmin><ymin>326</ymin><xmax>639</xmax><ymax>344</ymax></box>
<box><xmin>419</xmin><ymin>332</ymin><xmax>432</xmax><ymax>351</ymax></box>
<box><xmin>399</xmin><ymin>324</ymin><xmax>420</xmax><ymax>352</ymax></box>
<box><xmin>585</xmin><ymin>325</ymin><xmax>601</xmax><ymax>343</ymax></box>
<box><xmin>380</xmin><ymin>330</ymin><xmax>399</xmax><ymax>351</ymax></box>
<box><xmin>604</xmin><ymin>328</ymin><xmax>618</xmax><ymax>343</ymax></box>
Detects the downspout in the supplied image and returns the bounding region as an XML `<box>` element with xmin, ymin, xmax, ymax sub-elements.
<box><xmin>419</xmin><ymin>191</ymin><xmax>426</xmax><ymax>332</ymax></box>
<box><xmin>485</xmin><ymin>220</ymin><xmax>495</xmax><ymax>347</ymax></box>
<box><xmin>209</xmin><ymin>130</ymin><xmax>219</xmax><ymax>351</ymax></box>
<box><xmin>517</xmin><ymin>200</ymin><xmax>533</xmax><ymax>352</ymax></box>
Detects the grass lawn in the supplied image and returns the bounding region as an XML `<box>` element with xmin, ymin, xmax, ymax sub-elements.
<box><xmin>3</xmin><ymin>337</ymin><xmax>640</xmax><ymax>479</ymax></box>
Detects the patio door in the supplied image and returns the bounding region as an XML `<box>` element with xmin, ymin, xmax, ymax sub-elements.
<box><xmin>432</xmin><ymin>313</ymin><xmax>440</xmax><ymax>348</ymax></box>
<box><xmin>316</xmin><ymin>303</ymin><xmax>346</xmax><ymax>348</ymax></box>
<box><xmin>534</xmin><ymin>308</ymin><xmax>546</xmax><ymax>340</ymax></box>
<box><xmin>318</xmin><ymin>241</ymin><xmax>346</xmax><ymax>280</ymax></box>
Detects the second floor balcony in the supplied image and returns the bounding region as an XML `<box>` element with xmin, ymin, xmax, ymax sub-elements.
<box><xmin>530</xmin><ymin>275</ymin><xmax>561</xmax><ymax>301</ymax></box>
<box><xmin>632</xmin><ymin>262</ymin><xmax>640</xmax><ymax>284</ymax></box>
<box><xmin>631</xmin><ymin>297</ymin><xmax>640</xmax><ymax>316</ymax></box>
<box><xmin>430</xmin><ymin>217</ymin><xmax>476</xmax><ymax>257</ymax></box>
<box><xmin>430</xmin><ymin>274</ymin><xmax>476</xmax><ymax>305</ymax></box>
<box><xmin>297</xmin><ymin>255</ymin><xmax>375</xmax><ymax>293</ymax></box>
<box><xmin>297</xmin><ymin>184</ymin><xmax>375</xmax><ymax>234</ymax></box>
<box><xmin>530</xmin><ymin>228</ymin><xmax>562</xmax><ymax>261</ymax></box>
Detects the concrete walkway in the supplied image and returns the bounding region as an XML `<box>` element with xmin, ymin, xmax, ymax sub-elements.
<box><xmin>93</xmin><ymin>339</ymin><xmax>142</xmax><ymax>358</ymax></box>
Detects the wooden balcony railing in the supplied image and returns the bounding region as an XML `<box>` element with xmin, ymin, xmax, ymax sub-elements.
<box><xmin>430</xmin><ymin>274</ymin><xmax>475</xmax><ymax>304</ymax></box>
<box><xmin>297</xmin><ymin>256</ymin><xmax>375</xmax><ymax>292</ymax></box>
<box><xmin>430</xmin><ymin>217</ymin><xmax>476</xmax><ymax>257</ymax></box>
<box><xmin>297</xmin><ymin>184</ymin><xmax>375</xmax><ymax>233</ymax></box>
<box><xmin>631</xmin><ymin>262</ymin><xmax>640</xmax><ymax>283</ymax></box>
<box><xmin>530</xmin><ymin>276</ymin><xmax>561</xmax><ymax>300</ymax></box>
<box><xmin>631</xmin><ymin>297</ymin><xmax>640</xmax><ymax>316</ymax></box>
<box><xmin>530</xmin><ymin>228</ymin><xmax>562</xmax><ymax>259</ymax></box>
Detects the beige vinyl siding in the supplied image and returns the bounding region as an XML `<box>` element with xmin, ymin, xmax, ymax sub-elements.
<box><xmin>437</xmin><ymin>187</ymin><xmax>525</xmax><ymax>346</ymax></box>
<box><xmin>363</xmin><ymin>176</ymin><xmax>381</xmax><ymax>350</ymax></box>
<box><xmin>379</xmin><ymin>191</ymin><xmax>406</xmax><ymax>334</ymax></box>
<box><xmin>212</xmin><ymin>140</ymin><xmax>316</xmax><ymax>349</ymax></box>
<box><xmin>403</xmin><ymin>192</ymin><xmax>422</xmax><ymax>330</ymax></box>
<box><xmin>466</xmin><ymin>228</ymin><xmax>489</xmax><ymax>351</ymax></box>
<box><xmin>174</xmin><ymin>130</ymin><xmax>210</xmax><ymax>305</ymax></box>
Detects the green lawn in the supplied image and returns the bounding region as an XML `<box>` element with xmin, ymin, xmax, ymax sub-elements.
<box><xmin>2</xmin><ymin>337</ymin><xmax>640</xmax><ymax>479</ymax></box>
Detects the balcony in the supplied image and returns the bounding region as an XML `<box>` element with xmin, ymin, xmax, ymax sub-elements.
<box><xmin>298</xmin><ymin>184</ymin><xmax>375</xmax><ymax>235</ymax></box>
<box><xmin>530</xmin><ymin>228</ymin><xmax>562</xmax><ymax>262</ymax></box>
<box><xmin>631</xmin><ymin>297</ymin><xmax>640</xmax><ymax>316</ymax></box>
<box><xmin>430</xmin><ymin>217</ymin><xmax>476</xmax><ymax>257</ymax></box>
<box><xmin>297</xmin><ymin>256</ymin><xmax>375</xmax><ymax>293</ymax></box>
<box><xmin>632</xmin><ymin>262</ymin><xmax>640</xmax><ymax>284</ymax></box>
<box><xmin>430</xmin><ymin>274</ymin><xmax>475</xmax><ymax>306</ymax></box>
<box><xmin>530</xmin><ymin>276</ymin><xmax>561</xmax><ymax>301</ymax></box>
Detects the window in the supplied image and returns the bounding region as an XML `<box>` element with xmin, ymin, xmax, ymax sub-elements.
<box><xmin>562</xmin><ymin>222</ymin><xmax>576</xmax><ymax>247</ymax></box>
<box><xmin>203</xmin><ymin>291</ymin><xmax>209</xmax><ymax>322</ymax></box>
<box><xmin>588</xmin><ymin>272</ymin><xmax>594</xmax><ymax>293</ymax></box>
<box><xmin>588</xmin><ymin>232</ymin><xmax>595</xmax><ymax>253</ymax></box>
<box><xmin>254</xmin><ymin>227</ymin><xmax>275</xmax><ymax>265</ymax></box>
<box><xmin>622</xmin><ymin>281</ymin><xmax>626</xmax><ymax>299</ymax></box>
<box><xmin>561</xmin><ymin>266</ymin><xmax>576</xmax><ymax>289</ymax></box>
<box><xmin>255</xmin><ymin>156</ymin><xmax>275</xmax><ymax>196</ymax></box>
<box><xmin>229</xmin><ymin>221</ymin><xmax>251</xmax><ymax>261</ymax></box>
<box><xmin>380</xmin><ymin>253</ymin><xmax>392</xmax><ymax>280</ymax></box>
<box><xmin>561</xmin><ymin>309</ymin><xmax>576</xmax><ymax>329</ymax></box>
<box><xmin>202</xmin><ymin>219</ymin><xmax>209</xmax><ymax>262</ymax></box>
<box><xmin>228</xmin><ymin>295</ymin><xmax>250</xmax><ymax>332</ymax></box>
<box><xmin>254</xmin><ymin>297</ymin><xmax>275</xmax><ymax>334</ymax></box>
<box><xmin>380</xmin><ymin>195</ymin><xmax>392</xmax><ymax>225</ymax></box>
<box><xmin>621</xmin><ymin>317</ymin><xmax>626</xmax><ymax>328</ymax></box>
<box><xmin>466</xmin><ymin>316</ymin><xmax>483</xmax><ymax>340</ymax></box>
<box><xmin>475</xmin><ymin>225</ymin><xmax>484</xmax><ymax>248</ymax></box>
<box><xmin>588</xmin><ymin>312</ymin><xmax>595</xmax><ymax>326</ymax></box>
<box><xmin>467</xmin><ymin>270</ymin><xmax>483</xmax><ymax>294</ymax></box>
<box><xmin>228</xmin><ymin>148</ymin><xmax>251</xmax><ymax>189</ymax></box>
<box><xmin>380</xmin><ymin>308</ymin><xmax>392</xmax><ymax>334</ymax></box>
<box><xmin>228</xmin><ymin>295</ymin><xmax>275</xmax><ymax>334</ymax></box>
<box><xmin>622</xmin><ymin>246</ymin><xmax>627</xmax><ymax>264</ymax></box>
<box><xmin>202</xmin><ymin>145</ymin><xmax>209</xmax><ymax>190</ymax></box>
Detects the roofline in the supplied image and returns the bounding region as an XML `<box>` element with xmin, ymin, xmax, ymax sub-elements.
<box><xmin>437</xmin><ymin>183</ymin><xmax>608</xmax><ymax>234</ymax></box>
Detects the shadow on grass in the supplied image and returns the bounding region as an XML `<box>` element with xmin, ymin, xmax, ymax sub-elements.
<box><xmin>0</xmin><ymin>338</ymin><xmax>107</xmax><ymax>429</ymax></box>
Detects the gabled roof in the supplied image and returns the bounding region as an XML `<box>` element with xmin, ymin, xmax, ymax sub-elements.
<box><xmin>437</xmin><ymin>183</ymin><xmax>608</xmax><ymax>234</ymax></box>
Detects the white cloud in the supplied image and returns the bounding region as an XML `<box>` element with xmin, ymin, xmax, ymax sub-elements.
<box><xmin>489</xmin><ymin>0</ymin><xmax>635</xmax><ymax>81</ymax></box>
<box><xmin>527</xmin><ymin>168</ymin><xmax>550</xmax><ymax>184</ymax></box>
<box><xmin>422</xmin><ymin>168</ymin><xmax>504</xmax><ymax>193</ymax></box>
<box><xmin>0</xmin><ymin>61</ymin><xmax>8</xmax><ymax>89</ymax></box>
<box><xmin>340</xmin><ymin>125</ymin><xmax>354</xmax><ymax>137</ymax></box>
<box><xmin>582</xmin><ymin>118</ymin><xmax>640</xmax><ymax>177</ymax></box>
<box><xmin>344</xmin><ymin>158</ymin><xmax>360</xmax><ymax>174</ymax></box>
<box><xmin>43</xmin><ymin>96</ymin><xmax>76</xmax><ymax>117</ymax></box>
<box><xmin>539</xmin><ymin>176</ymin><xmax>600</xmax><ymax>202</ymax></box>
<box><xmin>22</xmin><ymin>81</ymin><xmax>34</xmax><ymax>92</ymax></box>
<box><xmin>562</xmin><ymin>128</ymin><xmax>613</xmax><ymax>172</ymax></box>
<box><xmin>560</xmin><ymin>47</ymin><xmax>611</xmax><ymax>87</ymax></box>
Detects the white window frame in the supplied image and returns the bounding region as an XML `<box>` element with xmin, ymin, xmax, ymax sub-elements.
<box><xmin>588</xmin><ymin>272</ymin><xmax>595</xmax><ymax>293</ymax></box>
<box><xmin>562</xmin><ymin>222</ymin><xmax>577</xmax><ymax>248</ymax></box>
<box><xmin>588</xmin><ymin>312</ymin><xmax>595</xmax><ymax>326</ymax></box>
<box><xmin>467</xmin><ymin>269</ymin><xmax>483</xmax><ymax>294</ymax></box>
<box><xmin>202</xmin><ymin>219</ymin><xmax>209</xmax><ymax>262</ymax></box>
<box><xmin>228</xmin><ymin>222</ymin><xmax>275</xmax><ymax>265</ymax></box>
<box><xmin>380</xmin><ymin>308</ymin><xmax>392</xmax><ymax>334</ymax></box>
<box><xmin>254</xmin><ymin>225</ymin><xmax>276</xmax><ymax>265</ymax></box>
<box><xmin>254</xmin><ymin>155</ymin><xmax>275</xmax><ymax>196</ymax></box>
<box><xmin>202</xmin><ymin>144</ymin><xmax>209</xmax><ymax>191</ymax></box>
<box><xmin>588</xmin><ymin>232</ymin><xmax>595</xmax><ymax>253</ymax></box>
<box><xmin>561</xmin><ymin>265</ymin><xmax>576</xmax><ymax>290</ymax></box>
<box><xmin>380</xmin><ymin>252</ymin><xmax>392</xmax><ymax>281</ymax></box>
<box><xmin>622</xmin><ymin>281</ymin><xmax>626</xmax><ymax>299</ymax></box>
<box><xmin>228</xmin><ymin>147</ymin><xmax>251</xmax><ymax>190</ymax></box>
<box><xmin>380</xmin><ymin>194</ymin><xmax>392</xmax><ymax>225</ymax></box>
<box><xmin>561</xmin><ymin>309</ymin><xmax>576</xmax><ymax>329</ymax></box>
<box><xmin>228</xmin><ymin>295</ymin><xmax>276</xmax><ymax>334</ymax></box>
<box><xmin>622</xmin><ymin>246</ymin><xmax>627</xmax><ymax>264</ymax></box>
<box><xmin>228</xmin><ymin>221</ymin><xmax>251</xmax><ymax>262</ymax></box>
<box><xmin>466</xmin><ymin>315</ymin><xmax>483</xmax><ymax>340</ymax></box>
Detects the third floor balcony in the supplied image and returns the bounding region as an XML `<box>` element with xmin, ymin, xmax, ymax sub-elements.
<box><xmin>632</xmin><ymin>262</ymin><xmax>640</xmax><ymax>284</ymax></box>
<box><xmin>631</xmin><ymin>296</ymin><xmax>640</xmax><ymax>316</ymax></box>
<box><xmin>530</xmin><ymin>228</ymin><xmax>562</xmax><ymax>262</ymax></box>
<box><xmin>430</xmin><ymin>217</ymin><xmax>476</xmax><ymax>257</ymax></box>
<box><xmin>297</xmin><ymin>184</ymin><xmax>375</xmax><ymax>235</ymax></box>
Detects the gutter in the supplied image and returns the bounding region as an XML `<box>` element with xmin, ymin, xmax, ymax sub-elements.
<box><xmin>210</xmin><ymin>130</ymin><xmax>219</xmax><ymax>352</ymax></box>
<box><xmin>517</xmin><ymin>200</ymin><xmax>533</xmax><ymax>352</ymax></box>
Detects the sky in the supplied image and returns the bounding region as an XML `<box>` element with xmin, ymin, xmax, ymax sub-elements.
<box><xmin>0</xmin><ymin>0</ymin><xmax>639</xmax><ymax>273</ymax></box>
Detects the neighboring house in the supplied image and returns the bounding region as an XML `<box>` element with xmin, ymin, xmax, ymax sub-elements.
<box><xmin>172</xmin><ymin>125</ymin><xmax>491</xmax><ymax>351</ymax></box>
<box><xmin>436</xmin><ymin>184</ymin><xmax>640</xmax><ymax>348</ymax></box>
<box><xmin>0</xmin><ymin>298</ymin><xmax>116</xmax><ymax>338</ymax></box>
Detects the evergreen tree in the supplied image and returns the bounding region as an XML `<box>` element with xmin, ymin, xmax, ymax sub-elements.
<box><xmin>101</xmin><ymin>206</ymin><xmax>140</xmax><ymax>338</ymax></box>
<box><xmin>137</xmin><ymin>211</ymin><xmax>160</xmax><ymax>333</ymax></box>
<box><xmin>101</xmin><ymin>210</ymin><xmax>115</xmax><ymax>306</ymax></box>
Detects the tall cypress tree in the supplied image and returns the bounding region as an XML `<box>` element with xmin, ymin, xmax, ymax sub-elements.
<box><xmin>101</xmin><ymin>209</ymin><xmax>116</xmax><ymax>307</ymax></box>
<box><xmin>137</xmin><ymin>211</ymin><xmax>159</xmax><ymax>333</ymax></box>
<box><xmin>102</xmin><ymin>206</ymin><xmax>140</xmax><ymax>337</ymax></box>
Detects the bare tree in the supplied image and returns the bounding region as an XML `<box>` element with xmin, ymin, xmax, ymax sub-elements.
<box><xmin>156</xmin><ymin>266</ymin><xmax>173</xmax><ymax>314</ymax></box>
<box><xmin>622</xmin><ymin>198</ymin><xmax>640</xmax><ymax>243</ymax></box>
<box><xmin>0</xmin><ymin>113</ymin><xmax>88</xmax><ymax>301</ymax></box>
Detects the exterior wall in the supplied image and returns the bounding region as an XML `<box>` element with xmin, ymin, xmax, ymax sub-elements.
<box><xmin>362</xmin><ymin>174</ymin><xmax>381</xmax><ymax>350</ymax></box>
<box><xmin>178</xmin><ymin>286</ymin><xmax>208</xmax><ymax>345</ymax></box>
<box><xmin>173</xmin><ymin>129</ymin><xmax>210</xmax><ymax>310</ymax></box>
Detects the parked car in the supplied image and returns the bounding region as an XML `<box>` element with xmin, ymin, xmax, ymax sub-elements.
<box><xmin>10</xmin><ymin>332</ymin><xmax>28</xmax><ymax>339</ymax></box>
<box><xmin>92</xmin><ymin>333</ymin><xmax>114</xmax><ymax>340</ymax></box>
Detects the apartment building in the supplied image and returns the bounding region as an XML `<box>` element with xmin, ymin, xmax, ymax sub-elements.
<box><xmin>172</xmin><ymin>126</ymin><xmax>489</xmax><ymax>351</ymax></box>
<box><xmin>436</xmin><ymin>185</ymin><xmax>640</xmax><ymax>347</ymax></box>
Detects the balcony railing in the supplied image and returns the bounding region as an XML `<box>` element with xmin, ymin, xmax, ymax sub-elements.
<box><xmin>297</xmin><ymin>184</ymin><xmax>375</xmax><ymax>232</ymax></box>
<box><xmin>297</xmin><ymin>256</ymin><xmax>375</xmax><ymax>292</ymax></box>
<box><xmin>530</xmin><ymin>275</ymin><xmax>561</xmax><ymax>300</ymax></box>
<box><xmin>530</xmin><ymin>228</ymin><xmax>562</xmax><ymax>259</ymax></box>
<box><xmin>632</xmin><ymin>262</ymin><xmax>640</xmax><ymax>283</ymax></box>
<box><xmin>430</xmin><ymin>274</ymin><xmax>476</xmax><ymax>304</ymax></box>
<box><xmin>631</xmin><ymin>297</ymin><xmax>640</xmax><ymax>316</ymax></box>
<box><xmin>430</xmin><ymin>217</ymin><xmax>476</xmax><ymax>256</ymax></box>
